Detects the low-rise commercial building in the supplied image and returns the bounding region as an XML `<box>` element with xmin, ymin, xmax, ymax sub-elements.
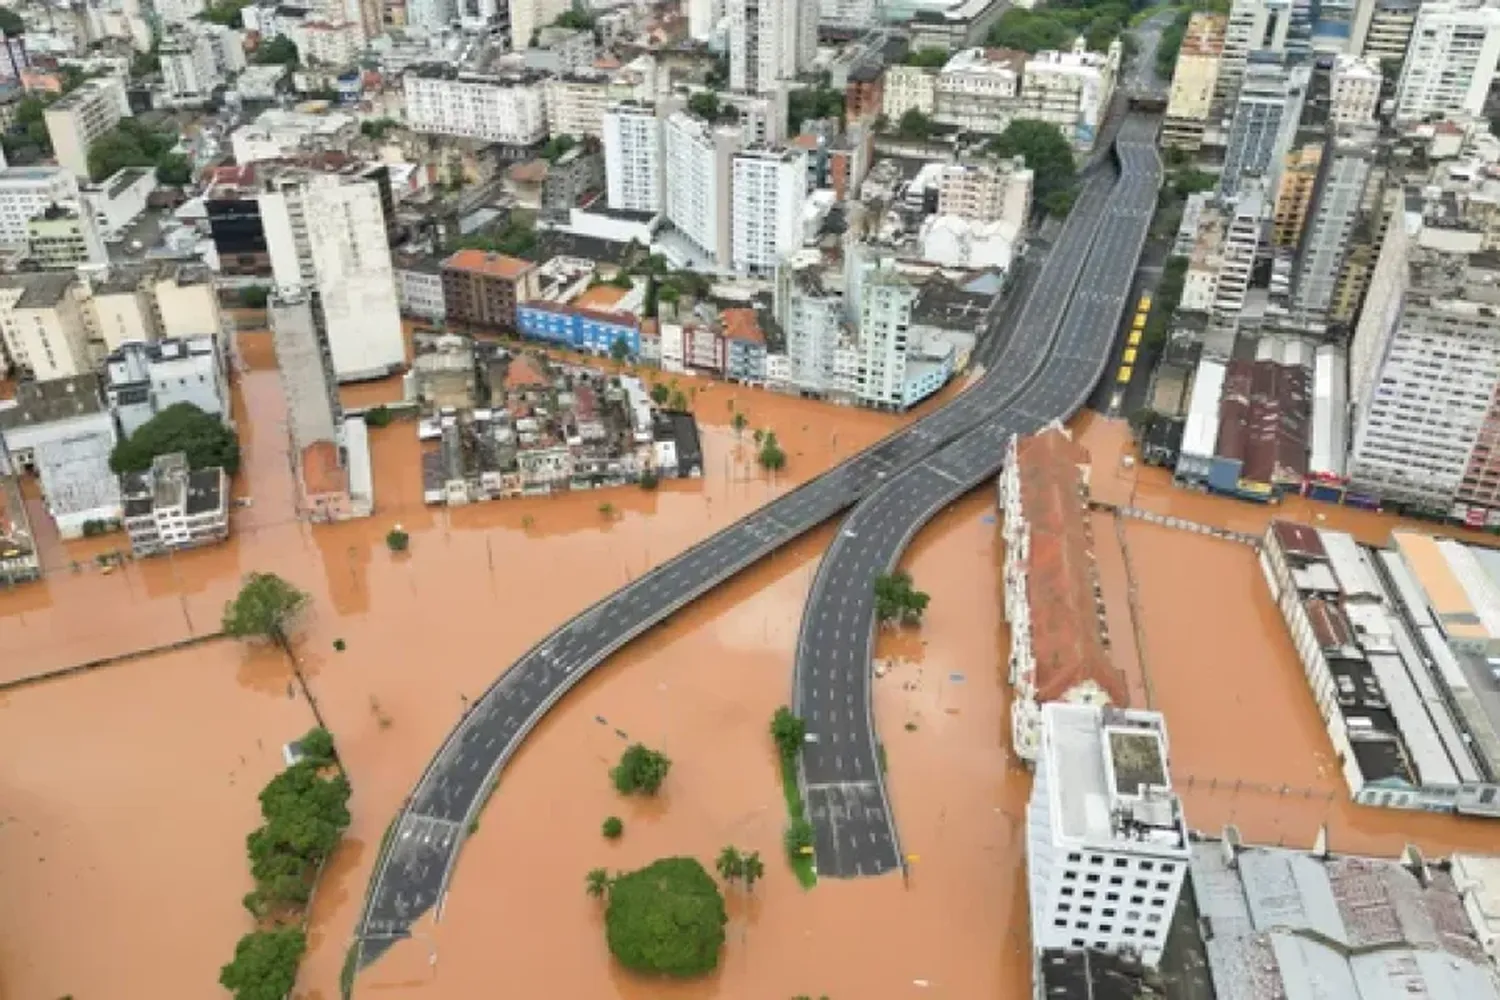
<box><xmin>103</xmin><ymin>336</ymin><xmax>229</xmax><ymax>437</ymax></box>
<box><xmin>0</xmin><ymin>375</ymin><xmax>122</xmax><ymax>538</ymax></box>
<box><xmin>82</xmin><ymin>166</ymin><xmax>157</xmax><ymax>241</ymax></box>
<box><xmin>229</xmin><ymin>108</ymin><xmax>357</xmax><ymax>166</ymax></box>
<box><xmin>442</xmin><ymin>249</ymin><xmax>538</xmax><ymax>332</ymax></box>
<box><xmin>881</xmin><ymin>64</ymin><xmax>937</xmax><ymax>121</ymax></box>
<box><xmin>933</xmin><ymin>47</ymin><xmax>1023</xmax><ymax>135</ymax></box>
<box><xmin>26</xmin><ymin>202</ymin><xmax>107</xmax><ymax>269</ymax></box>
<box><xmin>120</xmin><ymin>451</ymin><xmax>229</xmax><ymax>556</ymax></box>
<box><xmin>394</xmin><ymin>254</ymin><xmax>446</xmax><ymax>322</ymax></box>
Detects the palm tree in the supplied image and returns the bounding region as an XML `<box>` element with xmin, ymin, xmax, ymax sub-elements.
<box><xmin>742</xmin><ymin>850</ymin><xmax>765</xmax><ymax>893</ymax></box>
<box><xmin>715</xmin><ymin>845</ymin><xmax>744</xmax><ymax>886</ymax></box>
<box><xmin>585</xmin><ymin>867</ymin><xmax>610</xmax><ymax>900</ymax></box>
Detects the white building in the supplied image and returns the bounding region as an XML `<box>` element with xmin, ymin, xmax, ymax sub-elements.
<box><xmin>688</xmin><ymin>0</ymin><xmax>723</xmax><ymax>42</ymax></box>
<box><xmin>1395</xmin><ymin>0</ymin><xmax>1500</xmax><ymax>123</ymax></box>
<box><xmin>403</xmin><ymin>68</ymin><xmax>548</xmax><ymax>146</ymax></box>
<box><xmin>1018</xmin><ymin>39</ymin><xmax>1120</xmax><ymax>150</ymax></box>
<box><xmin>1212</xmin><ymin>184</ymin><xmax>1264</xmax><ymax>327</ymax></box>
<box><xmin>406</xmin><ymin>0</ymin><xmax>457</xmax><ymax>33</ymax></box>
<box><xmin>602</xmin><ymin>102</ymin><xmax>663</xmax><ymax>214</ymax></box>
<box><xmin>934</xmin><ymin>47</ymin><xmax>1023</xmax><ymax>135</ymax></box>
<box><xmin>1220</xmin><ymin>56</ymin><xmax>1310</xmax><ymax>199</ymax></box>
<box><xmin>730</xmin><ymin>146</ymin><xmax>806</xmax><ymax>276</ymax></box>
<box><xmin>776</xmin><ymin>261</ymin><xmax>847</xmax><ymax>397</ymax></box>
<box><xmin>229</xmin><ymin>107</ymin><xmax>357</xmax><ymax>165</ymax></box>
<box><xmin>1026</xmin><ymin>702</ymin><xmax>1190</xmax><ymax>968</ymax></box>
<box><xmin>259</xmin><ymin>168</ymin><xmax>404</xmax><ymax>382</ymax></box>
<box><xmin>509</xmin><ymin>0</ymin><xmax>570</xmax><ymax>53</ymax></box>
<box><xmin>119</xmin><ymin>451</ymin><xmax>229</xmax><ymax>556</ymax></box>
<box><xmin>544</xmin><ymin>72</ymin><xmax>612</xmax><ymax>138</ymax></box>
<box><xmin>1219</xmin><ymin>0</ymin><xmax>1298</xmax><ymax>108</ymax></box>
<box><xmin>728</xmin><ymin>0</ymin><xmax>811</xmax><ymax>94</ymax></box>
<box><xmin>882</xmin><ymin>65</ymin><xmax>938</xmax><ymax>120</ymax></box>
<box><xmin>0</xmin><ymin>167</ymin><xmax>81</xmax><ymax>247</ymax></box>
<box><xmin>853</xmin><ymin>255</ymin><xmax>918</xmax><ymax>410</ymax></box>
<box><xmin>288</xmin><ymin>19</ymin><xmax>365</xmax><ymax>67</ymax></box>
<box><xmin>160</xmin><ymin>28</ymin><xmax>223</xmax><ymax>106</ymax></box>
<box><xmin>935</xmin><ymin>159</ymin><xmax>1032</xmax><ymax>229</ymax></box>
<box><xmin>104</xmin><ymin>336</ymin><xmax>230</xmax><ymax>437</ymax></box>
<box><xmin>394</xmin><ymin>255</ymin><xmax>446</xmax><ymax>321</ymax></box>
<box><xmin>82</xmin><ymin>166</ymin><xmax>157</xmax><ymax>241</ymax></box>
<box><xmin>1329</xmin><ymin>53</ymin><xmax>1381</xmax><ymax>126</ymax></box>
<box><xmin>43</xmin><ymin>76</ymin><xmax>130</xmax><ymax>180</ymax></box>
<box><xmin>0</xmin><ymin>375</ymin><xmax>123</xmax><ymax>539</ymax></box>
<box><xmin>664</xmin><ymin>111</ymin><xmax>741</xmax><ymax>267</ymax></box>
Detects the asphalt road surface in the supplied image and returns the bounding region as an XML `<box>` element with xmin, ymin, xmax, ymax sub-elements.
<box><xmin>353</xmin><ymin>116</ymin><xmax>1161</xmax><ymax>971</ymax></box>
<box><xmin>794</xmin><ymin>116</ymin><xmax>1163</xmax><ymax>879</ymax></box>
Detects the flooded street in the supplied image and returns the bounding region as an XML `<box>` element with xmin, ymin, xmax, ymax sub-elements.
<box><xmin>8</xmin><ymin>327</ymin><xmax>1500</xmax><ymax>999</ymax></box>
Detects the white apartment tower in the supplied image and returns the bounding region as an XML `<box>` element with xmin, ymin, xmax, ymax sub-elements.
<box><xmin>728</xmin><ymin>0</ymin><xmax>812</xmax><ymax>94</ymax></box>
<box><xmin>43</xmin><ymin>77</ymin><xmax>130</xmax><ymax>180</ymax></box>
<box><xmin>1212</xmin><ymin>182</ymin><xmax>1266</xmax><ymax>329</ymax></box>
<box><xmin>403</xmin><ymin>69</ymin><xmax>548</xmax><ymax>145</ymax></box>
<box><xmin>258</xmin><ymin>169</ymin><xmax>404</xmax><ymax>382</ymax></box>
<box><xmin>1218</xmin><ymin>0</ymin><xmax>1298</xmax><ymax>108</ymax></box>
<box><xmin>1220</xmin><ymin>55</ymin><xmax>1310</xmax><ymax>199</ymax></box>
<box><xmin>1026</xmin><ymin>702</ymin><xmax>1190</xmax><ymax>968</ymax></box>
<box><xmin>602</xmin><ymin>102</ymin><xmax>664</xmax><ymax>214</ymax></box>
<box><xmin>1291</xmin><ymin>127</ymin><xmax>1375</xmax><ymax>322</ymax></box>
<box><xmin>853</xmin><ymin>255</ymin><xmax>918</xmax><ymax>410</ymax></box>
<box><xmin>731</xmin><ymin>146</ymin><xmax>807</xmax><ymax>276</ymax></box>
<box><xmin>1329</xmin><ymin>53</ymin><xmax>1381</xmax><ymax>125</ymax></box>
<box><xmin>664</xmin><ymin>111</ymin><xmax>742</xmax><ymax>267</ymax></box>
<box><xmin>1394</xmin><ymin>0</ymin><xmax>1500</xmax><ymax>122</ymax></box>
<box><xmin>776</xmin><ymin>262</ymin><xmax>846</xmax><ymax>396</ymax></box>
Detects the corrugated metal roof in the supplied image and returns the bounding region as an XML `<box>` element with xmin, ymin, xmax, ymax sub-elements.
<box><xmin>1366</xmin><ymin>653</ymin><xmax>1461</xmax><ymax>787</ymax></box>
<box><xmin>1321</xmin><ymin>529</ymin><xmax>1381</xmax><ymax>600</ymax></box>
<box><xmin>1180</xmin><ymin>357</ymin><xmax>1226</xmax><ymax>458</ymax></box>
<box><xmin>1309</xmin><ymin>345</ymin><xmax>1347</xmax><ymax>479</ymax></box>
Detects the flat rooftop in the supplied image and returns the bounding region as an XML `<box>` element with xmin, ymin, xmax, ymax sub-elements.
<box><xmin>1044</xmin><ymin>703</ymin><xmax>1185</xmax><ymax>850</ymax></box>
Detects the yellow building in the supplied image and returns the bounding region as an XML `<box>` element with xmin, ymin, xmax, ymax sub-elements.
<box><xmin>1272</xmin><ymin>143</ymin><xmax>1324</xmax><ymax>248</ymax></box>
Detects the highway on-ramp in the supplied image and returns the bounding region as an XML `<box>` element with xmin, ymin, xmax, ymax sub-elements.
<box><xmin>793</xmin><ymin>116</ymin><xmax>1163</xmax><ymax>878</ymax></box>
<box><xmin>351</xmin><ymin>122</ymin><xmax>1148</xmax><ymax>973</ymax></box>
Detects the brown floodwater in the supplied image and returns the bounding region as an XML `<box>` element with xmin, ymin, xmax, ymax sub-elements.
<box><xmin>9</xmin><ymin>341</ymin><xmax>1500</xmax><ymax>999</ymax></box>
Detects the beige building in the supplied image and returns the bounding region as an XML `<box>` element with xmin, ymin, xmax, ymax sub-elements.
<box><xmin>1272</xmin><ymin>143</ymin><xmax>1324</xmax><ymax>248</ymax></box>
<box><xmin>1331</xmin><ymin>54</ymin><xmax>1382</xmax><ymax>126</ymax></box>
<box><xmin>0</xmin><ymin>274</ymin><xmax>92</xmax><ymax>380</ymax></box>
<box><xmin>1016</xmin><ymin>40</ymin><xmax>1120</xmax><ymax>150</ymax></box>
<box><xmin>83</xmin><ymin>263</ymin><xmax>224</xmax><ymax>353</ymax></box>
<box><xmin>882</xmin><ymin>64</ymin><xmax>937</xmax><ymax>120</ymax></box>
<box><xmin>544</xmin><ymin>73</ymin><xmax>612</xmax><ymax>138</ymax></box>
<box><xmin>1163</xmin><ymin>13</ymin><xmax>1226</xmax><ymax>150</ymax></box>
<box><xmin>935</xmin><ymin>159</ymin><xmax>1033</xmax><ymax>231</ymax></box>
<box><xmin>26</xmin><ymin>203</ymin><xmax>107</xmax><ymax>269</ymax></box>
<box><xmin>43</xmin><ymin>76</ymin><xmax>130</xmax><ymax>180</ymax></box>
<box><xmin>934</xmin><ymin>48</ymin><xmax>1023</xmax><ymax>135</ymax></box>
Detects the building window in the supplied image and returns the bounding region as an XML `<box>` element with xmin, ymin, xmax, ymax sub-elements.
<box><xmin>1109</xmin><ymin>876</ymin><xmax>1123</xmax><ymax>886</ymax></box>
<box><xmin>1141</xmin><ymin>861</ymin><xmax>1154</xmax><ymax>871</ymax></box>
<box><xmin>1114</xmin><ymin>858</ymin><xmax>1128</xmax><ymax>868</ymax></box>
<box><xmin>1086</xmin><ymin>873</ymin><xmax>1100</xmax><ymax>884</ymax></box>
<box><xmin>1054</xmin><ymin>918</ymin><xmax>1067</xmax><ymax>928</ymax></box>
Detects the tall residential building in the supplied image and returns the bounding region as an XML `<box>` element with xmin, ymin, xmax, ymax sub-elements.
<box><xmin>258</xmin><ymin>167</ymin><xmax>404</xmax><ymax>382</ymax></box>
<box><xmin>1218</xmin><ymin>0</ymin><xmax>1302</xmax><ymax>109</ymax></box>
<box><xmin>852</xmin><ymin>254</ymin><xmax>919</xmax><ymax>410</ymax></box>
<box><xmin>663</xmin><ymin>111</ymin><xmax>742</xmax><ymax>267</ymax></box>
<box><xmin>730</xmin><ymin>146</ymin><xmax>806</xmax><ymax>276</ymax></box>
<box><xmin>1361</xmin><ymin>0</ymin><xmax>1418</xmax><ymax>67</ymax></box>
<box><xmin>119</xmin><ymin>451</ymin><xmax>229</xmax><ymax>557</ymax></box>
<box><xmin>1271</xmin><ymin>141</ymin><xmax>1322</xmax><ymax>248</ymax></box>
<box><xmin>0</xmin><ymin>273</ymin><xmax>91</xmax><ymax>380</ymax></box>
<box><xmin>510</xmin><ymin>0</ymin><xmax>569</xmax><ymax>51</ymax></box>
<box><xmin>403</xmin><ymin>67</ymin><xmax>548</xmax><ymax>146</ymax></box>
<box><xmin>27</xmin><ymin>202</ymin><xmax>107</xmax><ymax>269</ymax></box>
<box><xmin>935</xmin><ymin>160</ymin><xmax>1033</xmax><ymax>228</ymax></box>
<box><xmin>1290</xmin><ymin>126</ymin><xmax>1376</xmax><ymax>322</ymax></box>
<box><xmin>602</xmin><ymin>102</ymin><xmax>663</xmax><ymax>214</ymax></box>
<box><xmin>0</xmin><ymin>167</ymin><xmax>81</xmax><ymax>245</ymax></box>
<box><xmin>1394</xmin><ymin>0</ymin><xmax>1500</xmax><ymax>122</ymax></box>
<box><xmin>1220</xmin><ymin>55</ymin><xmax>1310</xmax><ymax>200</ymax></box>
<box><xmin>1329</xmin><ymin>53</ymin><xmax>1381</xmax><ymax>125</ymax></box>
<box><xmin>1347</xmin><ymin>238</ymin><xmax>1500</xmax><ymax>515</ymax></box>
<box><xmin>1026</xmin><ymin>702</ymin><xmax>1189</xmax><ymax>968</ymax></box>
<box><xmin>728</xmin><ymin>0</ymin><xmax>811</xmax><ymax>94</ymax></box>
<box><xmin>882</xmin><ymin>65</ymin><xmax>938</xmax><ymax>120</ymax></box>
<box><xmin>776</xmin><ymin>261</ymin><xmax>847</xmax><ymax>397</ymax></box>
<box><xmin>1163</xmin><ymin>12</ymin><xmax>1227</xmax><ymax>150</ymax></box>
<box><xmin>1212</xmin><ymin>184</ymin><xmax>1266</xmax><ymax>329</ymax></box>
<box><xmin>406</xmin><ymin>0</ymin><xmax>457</xmax><ymax>32</ymax></box>
<box><xmin>688</xmin><ymin>0</ymin><xmax>723</xmax><ymax>41</ymax></box>
<box><xmin>43</xmin><ymin>76</ymin><xmax>130</xmax><ymax>179</ymax></box>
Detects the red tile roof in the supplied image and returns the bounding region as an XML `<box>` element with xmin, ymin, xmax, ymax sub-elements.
<box><xmin>444</xmin><ymin>249</ymin><xmax>536</xmax><ymax>280</ymax></box>
<box><xmin>1016</xmin><ymin>428</ymin><xmax>1129</xmax><ymax>707</ymax></box>
<box><xmin>721</xmin><ymin>308</ymin><xmax>764</xmax><ymax>345</ymax></box>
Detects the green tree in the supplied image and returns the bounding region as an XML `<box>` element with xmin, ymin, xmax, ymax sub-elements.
<box><xmin>296</xmin><ymin>727</ymin><xmax>335</xmax><ymax>766</ymax></box>
<box><xmin>610</xmin><ymin>337</ymin><xmax>631</xmax><ymax>363</ymax></box>
<box><xmin>611</xmin><ymin>743</ymin><xmax>672</xmax><ymax>795</ymax></box>
<box><xmin>360</xmin><ymin>117</ymin><xmax>398</xmax><ymax>140</ymax></box>
<box><xmin>669</xmin><ymin>388</ymin><xmax>690</xmax><ymax>411</ymax></box>
<box><xmin>554</xmin><ymin>8</ymin><xmax>595</xmax><ymax>28</ymax></box>
<box><xmin>987</xmin><ymin>9</ymin><xmax>1075</xmax><ymax>52</ymax></box>
<box><xmin>586</xmin><ymin>866</ymin><xmax>611</xmax><ymax>899</ymax></box>
<box><xmin>651</xmin><ymin>382</ymin><xmax>671</xmax><ymax>405</ymax></box>
<box><xmin>240</xmin><ymin>285</ymin><xmax>270</xmax><ymax>308</ymax></box>
<box><xmin>602</xmin><ymin>815</ymin><xmax>624</xmax><ymax>839</ymax></box>
<box><xmin>784</xmin><ymin>818</ymin><xmax>814</xmax><ymax>858</ymax></box>
<box><xmin>87</xmin><ymin>119</ymin><xmax>177</xmax><ymax>182</ymax></box>
<box><xmin>873</xmin><ymin>571</ymin><xmax>930</xmax><ymax>626</ymax></box>
<box><xmin>155</xmin><ymin>152</ymin><xmax>192</xmax><ymax>185</ymax></box>
<box><xmin>715</xmin><ymin>845</ymin><xmax>744</xmax><ymax>885</ymax></box>
<box><xmin>202</xmin><ymin>0</ymin><xmax>251</xmax><ymax>26</ymax></box>
<box><xmin>904</xmin><ymin>47</ymin><xmax>949</xmax><ymax>67</ymax></box>
<box><xmin>0</xmin><ymin>8</ymin><xmax>24</xmax><ymax>34</ymax></box>
<box><xmin>732</xmin><ymin>411</ymin><xmax>748</xmax><ymax>436</ymax></box>
<box><xmin>896</xmin><ymin>109</ymin><xmax>935</xmax><ymax>141</ymax></box>
<box><xmin>222</xmin><ymin>572</ymin><xmax>310</xmax><ymax>646</ymax></box>
<box><xmin>256</xmin><ymin>35</ymin><xmax>299</xmax><ymax>66</ymax></box>
<box><xmin>219</xmin><ymin>928</ymin><xmax>306</xmax><ymax>1000</ymax></box>
<box><xmin>742</xmin><ymin>851</ymin><xmax>765</xmax><ymax>892</ymax></box>
<box><xmin>639</xmin><ymin>470</ymin><xmax>659</xmax><ymax>490</ymax></box>
<box><xmin>770</xmin><ymin>706</ymin><xmax>806</xmax><ymax>762</ymax></box>
<box><xmin>988</xmin><ymin>119</ymin><xmax>1076</xmax><ymax>209</ymax></box>
<box><xmin>364</xmin><ymin>404</ymin><xmax>393</xmax><ymax>427</ymax></box>
<box><xmin>758</xmin><ymin>431</ymin><xmax>786</xmax><ymax>472</ymax></box>
<box><xmin>688</xmin><ymin>90</ymin><xmax>723</xmax><ymax>121</ymax></box>
<box><xmin>604</xmin><ymin>857</ymin><xmax>727</xmax><ymax>977</ymax></box>
<box><xmin>386</xmin><ymin>527</ymin><xmax>410</xmax><ymax>552</ymax></box>
<box><xmin>109</xmin><ymin>402</ymin><xmax>240</xmax><ymax>475</ymax></box>
<box><xmin>539</xmin><ymin>133</ymin><xmax>577</xmax><ymax>161</ymax></box>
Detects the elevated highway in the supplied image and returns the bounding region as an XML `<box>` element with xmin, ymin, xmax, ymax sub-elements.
<box><xmin>351</xmin><ymin>117</ymin><xmax>1157</xmax><ymax>971</ymax></box>
<box><xmin>793</xmin><ymin>116</ymin><xmax>1163</xmax><ymax>878</ymax></box>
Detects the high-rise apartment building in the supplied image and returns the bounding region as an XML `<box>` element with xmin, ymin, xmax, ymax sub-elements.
<box><xmin>1271</xmin><ymin>141</ymin><xmax>1322</xmax><ymax>248</ymax></box>
<box><xmin>1394</xmin><ymin>0</ymin><xmax>1500</xmax><ymax>122</ymax></box>
<box><xmin>601</xmin><ymin>102</ymin><xmax>663</xmax><ymax>214</ymax></box>
<box><xmin>853</xmin><ymin>255</ymin><xmax>918</xmax><ymax>410</ymax></box>
<box><xmin>43</xmin><ymin>76</ymin><xmax>130</xmax><ymax>179</ymax></box>
<box><xmin>1347</xmin><ymin>234</ymin><xmax>1500</xmax><ymax>515</ymax></box>
<box><xmin>1220</xmin><ymin>54</ymin><xmax>1310</xmax><ymax>199</ymax></box>
<box><xmin>403</xmin><ymin>66</ymin><xmax>548</xmax><ymax>146</ymax></box>
<box><xmin>776</xmin><ymin>261</ymin><xmax>847</xmax><ymax>397</ymax></box>
<box><xmin>1291</xmin><ymin>126</ymin><xmax>1376</xmax><ymax>322</ymax></box>
<box><xmin>1026</xmin><ymin>702</ymin><xmax>1190</xmax><ymax>968</ymax></box>
<box><xmin>730</xmin><ymin>146</ymin><xmax>806</xmax><ymax>276</ymax></box>
<box><xmin>935</xmin><ymin>160</ymin><xmax>1033</xmax><ymax>228</ymax></box>
<box><xmin>1212</xmin><ymin>184</ymin><xmax>1266</xmax><ymax>329</ymax></box>
<box><xmin>1329</xmin><ymin>53</ymin><xmax>1381</xmax><ymax>125</ymax></box>
<box><xmin>258</xmin><ymin>167</ymin><xmax>404</xmax><ymax>383</ymax></box>
<box><xmin>1163</xmin><ymin>13</ymin><xmax>1227</xmax><ymax>150</ymax></box>
<box><xmin>1361</xmin><ymin>0</ymin><xmax>1419</xmax><ymax>67</ymax></box>
<box><xmin>663</xmin><ymin>110</ymin><xmax>742</xmax><ymax>267</ymax></box>
<box><xmin>728</xmin><ymin>0</ymin><xmax>812</xmax><ymax>94</ymax></box>
<box><xmin>1218</xmin><ymin>0</ymin><xmax>1302</xmax><ymax>109</ymax></box>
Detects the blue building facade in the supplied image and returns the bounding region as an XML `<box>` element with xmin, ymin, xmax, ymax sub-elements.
<box><xmin>515</xmin><ymin>304</ymin><xmax>641</xmax><ymax>357</ymax></box>
<box><xmin>724</xmin><ymin>337</ymin><xmax>767</xmax><ymax>384</ymax></box>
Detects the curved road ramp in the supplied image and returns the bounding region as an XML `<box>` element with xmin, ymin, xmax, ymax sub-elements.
<box><xmin>793</xmin><ymin>114</ymin><xmax>1163</xmax><ymax>879</ymax></box>
<box><xmin>352</xmin><ymin>116</ymin><xmax>1162</xmax><ymax>972</ymax></box>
